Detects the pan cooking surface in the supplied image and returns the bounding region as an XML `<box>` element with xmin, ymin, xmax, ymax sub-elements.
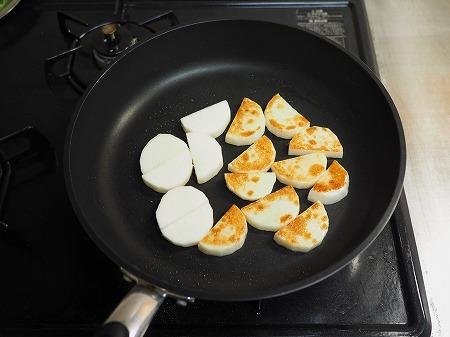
<box><xmin>66</xmin><ymin>20</ymin><xmax>405</xmax><ymax>300</ymax></box>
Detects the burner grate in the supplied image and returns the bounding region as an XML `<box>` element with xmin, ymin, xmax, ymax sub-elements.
<box><xmin>45</xmin><ymin>8</ymin><xmax>178</xmax><ymax>93</ymax></box>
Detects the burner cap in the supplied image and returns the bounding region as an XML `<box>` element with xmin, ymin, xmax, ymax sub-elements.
<box><xmin>92</xmin><ymin>23</ymin><xmax>137</xmax><ymax>67</ymax></box>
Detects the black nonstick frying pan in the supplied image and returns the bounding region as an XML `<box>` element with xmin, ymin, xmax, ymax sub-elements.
<box><xmin>65</xmin><ymin>20</ymin><xmax>405</xmax><ymax>337</ymax></box>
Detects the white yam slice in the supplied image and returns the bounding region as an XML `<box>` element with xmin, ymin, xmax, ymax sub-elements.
<box><xmin>156</xmin><ymin>186</ymin><xmax>213</xmax><ymax>247</ymax></box>
<box><xmin>142</xmin><ymin>148</ymin><xmax>192</xmax><ymax>193</ymax></box>
<box><xmin>186</xmin><ymin>132</ymin><xmax>223</xmax><ymax>184</ymax></box>
<box><xmin>180</xmin><ymin>100</ymin><xmax>231</xmax><ymax>138</ymax></box>
<box><xmin>156</xmin><ymin>186</ymin><xmax>208</xmax><ymax>228</ymax></box>
<box><xmin>161</xmin><ymin>203</ymin><xmax>213</xmax><ymax>247</ymax></box>
<box><xmin>140</xmin><ymin>134</ymin><xmax>188</xmax><ymax>174</ymax></box>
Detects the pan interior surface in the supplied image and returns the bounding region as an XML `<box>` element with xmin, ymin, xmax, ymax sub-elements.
<box><xmin>67</xmin><ymin>21</ymin><xmax>404</xmax><ymax>300</ymax></box>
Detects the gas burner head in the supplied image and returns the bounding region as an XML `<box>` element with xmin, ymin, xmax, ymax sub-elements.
<box><xmin>92</xmin><ymin>23</ymin><xmax>137</xmax><ymax>67</ymax></box>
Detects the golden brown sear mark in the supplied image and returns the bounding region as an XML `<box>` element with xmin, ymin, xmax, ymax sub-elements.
<box><xmin>313</xmin><ymin>161</ymin><xmax>347</xmax><ymax>192</ymax></box>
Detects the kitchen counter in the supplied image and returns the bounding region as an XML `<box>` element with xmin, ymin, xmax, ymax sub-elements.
<box><xmin>365</xmin><ymin>1</ymin><xmax>450</xmax><ymax>336</ymax></box>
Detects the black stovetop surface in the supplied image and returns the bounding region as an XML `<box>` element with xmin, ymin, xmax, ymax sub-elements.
<box><xmin>0</xmin><ymin>1</ymin><xmax>431</xmax><ymax>336</ymax></box>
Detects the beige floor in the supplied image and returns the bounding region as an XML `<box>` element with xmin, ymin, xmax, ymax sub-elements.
<box><xmin>365</xmin><ymin>0</ymin><xmax>450</xmax><ymax>336</ymax></box>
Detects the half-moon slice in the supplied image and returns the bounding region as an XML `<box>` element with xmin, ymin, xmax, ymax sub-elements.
<box><xmin>225</xmin><ymin>98</ymin><xmax>265</xmax><ymax>146</ymax></box>
<box><xmin>228</xmin><ymin>135</ymin><xmax>276</xmax><ymax>173</ymax></box>
<box><xmin>198</xmin><ymin>205</ymin><xmax>248</xmax><ymax>256</ymax></box>
<box><xmin>274</xmin><ymin>201</ymin><xmax>329</xmax><ymax>252</ymax></box>
<box><xmin>241</xmin><ymin>186</ymin><xmax>300</xmax><ymax>231</ymax></box>
<box><xmin>264</xmin><ymin>93</ymin><xmax>310</xmax><ymax>139</ymax></box>
<box><xmin>289</xmin><ymin>126</ymin><xmax>343</xmax><ymax>158</ymax></box>
<box><xmin>271</xmin><ymin>153</ymin><xmax>327</xmax><ymax>189</ymax></box>
<box><xmin>308</xmin><ymin>160</ymin><xmax>349</xmax><ymax>204</ymax></box>
<box><xmin>224</xmin><ymin>172</ymin><xmax>276</xmax><ymax>201</ymax></box>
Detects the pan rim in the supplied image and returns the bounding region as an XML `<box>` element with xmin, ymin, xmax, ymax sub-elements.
<box><xmin>64</xmin><ymin>19</ymin><xmax>406</xmax><ymax>301</ymax></box>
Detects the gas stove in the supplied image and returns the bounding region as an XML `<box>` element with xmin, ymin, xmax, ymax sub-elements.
<box><xmin>0</xmin><ymin>1</ymin><xmax>431</xmax><ymax>336</ymax></box>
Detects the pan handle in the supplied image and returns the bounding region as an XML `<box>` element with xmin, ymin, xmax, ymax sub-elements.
<box><xmin>94</xmin><ymin>285</ymin><xmax>166</xmax><ymax>337</ymax></box>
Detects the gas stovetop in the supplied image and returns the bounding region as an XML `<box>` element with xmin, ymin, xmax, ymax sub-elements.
<box><xmin>0</xmin><ymin>1</ymin><xmax>431</xmax><ymax>336</ymax></box>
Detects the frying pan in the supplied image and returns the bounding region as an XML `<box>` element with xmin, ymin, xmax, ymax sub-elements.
<box><xmin>65</xmin><ymin>20</ymin><xmax>405</xmax><ymax>337</ymax></box>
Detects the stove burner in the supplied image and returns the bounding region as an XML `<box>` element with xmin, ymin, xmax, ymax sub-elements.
<box><xmin>92</xmin><ymin>24</ymin><xmax>137</xmax><ymax>67</ymax></box>
<box><xmin>45</xmin><ymin>9</ymin><xmax>179</xmax><ymax>93</ymax></box>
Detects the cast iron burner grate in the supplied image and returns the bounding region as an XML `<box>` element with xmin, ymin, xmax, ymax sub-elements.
<box><xmin>45</xmin><ymin>4</ymin><xmax>178</xmax><ymax>93</ymax></box>
<box><xmin>0</xmin><ymin>127</ymin><xmax>56</xmax><ymax>247</ymax></box>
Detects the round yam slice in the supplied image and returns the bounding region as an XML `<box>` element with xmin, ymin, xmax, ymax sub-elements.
<box><xmin>160</xmin><ymin>203</ymin><xmax>213</xmax><ymax>247</ymax></box>
<box><xmin>140</xmin><ymin>133</ymin><xmax>188</xmax><ymax>174</ymax></box>
<box><xmin>142</xmin><ymin>148</ymin><xmax>192</xmax><ymax>193</ymax></box>
<box><xmin>156</xmin><ymin>186</ymin><xmax>213</xmax><ymax>247</ymax></box>
<box><xmin>156</xmin><ymin>186</ymin><xmax>208</xmax><ymax>227</ymax></box>
<box><xmin>140</xmin><ymin>134</ymin><xmax>192</xmax><ymax>193</ymax></box>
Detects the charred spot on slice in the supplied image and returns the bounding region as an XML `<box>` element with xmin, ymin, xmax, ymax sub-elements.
<box><xmin>269</xmin><ymin>118</ymin><xmax>284</xmax><ymax>129</ymax></box>
<box><xmin>309</xmin><ymin>164</ymin><xmax>325</xmax><ymax>177</ymax></box>
<box><xmin>240</xmin><ymin>130</ymin><xmax>256</xmax><ymax>137</ymax></box>
<box><xmin>280</xmin><ymin>214</ymin><xmax>293</xmax><ymax>223</ymax></box>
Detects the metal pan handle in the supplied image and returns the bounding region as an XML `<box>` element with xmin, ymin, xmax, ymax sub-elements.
<box><xmin>94</xmin><ymin>285</ymin><xmax>166</xmax><ymax>337</ymax></box>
